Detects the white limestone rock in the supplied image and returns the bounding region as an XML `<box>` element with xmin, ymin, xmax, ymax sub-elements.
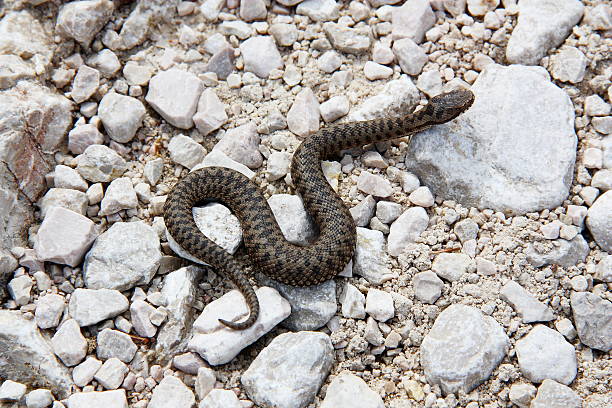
<box><xmin>98</xmin><ymin>177</ymin><xmax>138</xmax><ymax>216</ymax></box>
<box><xmin>387</xmin><ymin>207</ymin><xmax>429</xmax><ymax>257</ymax></box>
<box><xmin>268</xmin><ymin>194</ymin><xmax>316</xmax><ymax>246</ymax></box>
<box><xmin>193</xmin><ymin>88</ymin><xmax>228</xmax><ymax>136</ymax></box>
<box><xmin>68</xmin><ymin>288</ymin><xmax>129</xmax><ymax>327</ymax></box>
<box><xmin>71</xmin><ymin>65</ymin><xmax>99</xmax><ymax>104</ymax></box>
<box><xmin>340</xmin><ymin>283</ymin><xmax>366</xmax><ymax>319</ymax></box>
<box><xmin>321</xmin><ymin>371</ymin><xmax>384</xmax><ymax>408</ymax></box>
<box><xmin>365</xmin><ymin>288</ymin><xmax>394</xmax><ymax>322</ymax></box>
<box><xmin>349</xmin><ymin>75</ymin><xmax>419</xmax><ymax>122</ymax></box>
<box><xmin>68</xmin><ymin>124</ymin><xmax>105</xmax><ymax>155</ymax></box>
<box><xmin>72</xmin><ymin>357</ymin><xmax>102</xmax><ymax>387</ymax></box>
<box><xmin>297</xmin><ymin>0</ymin><xmax>340</xmax><ymax>22</ymax></box>
<box><xmin>84</xmin><ymin>221</ymin><xmax>161</xmax><ymax>291</ymax></box>
<box><xmin>515</xmin><ymin>325</ymin><xmax>577</xmax><ymax>385</ymax></box>
<box><xmin>420</xmin><ymin>304</ymin><xmax>509</xmax><ymax>394</ymax></box>
<box><xmin>530</xmin><ymin>379</ymin><xmax>582</xmax><ymax>408</ymax></box>
<box><xmin>76</xmin><ymin>144</ymin><xmax>127</xmax><ymax>183</ymax></box>
<box><xmin>96</xmin><ymin>329</ymin><xmax>137</xmax><ymax>363</ymax></box>
<box><xmin>391</xmin><ymin>0</ymin><xmax>435</xmax><ymax>43</ymax></box>
<box><xmin>93</xmin><ymin>358</ymin><xmax>128</xmax><ymax>390</ymax></box>
<box><xmin>145</xmin><ymin>68</ymin><xmax>203</xmax><ymax>129</ymax></box>
<box><xmin>526</xmin><ymin>235</ymin><xmax>589</xmax><ymax>268</ymax></box>
<box><xmin>56</xmin><ymin>0</ymin><xmax>114</xmax><ymax>46</ymax></box>
<box><xmin>34</xmin><ymin>207</ymin><xmax>98</xmax><ymax>267</ymax></box>
<box><xmin>322</xmin><ymin>22</ymin><xmax>372</xmax><ymax>55</ymax></box>
<box><xmin>586</xmin><ymin>191</ymin><xmax>612</xmax><ymax>252</ymax></box>
<box><xmin>354</xmin><ymin>227</ymin><xmax>394</xmax><ymax>284</ymax></box>
<box><xmin>39</xmin><ymin>188</ymin><xmax>88</xmax><ymax>218</ymax></box>
<box><xmin>571</xmin><ymin>292</ymin><xmax>612</xmax><ymax>352</ymax></box>
<box><xmin>98</xmin><ymin>92</ymin><xmax>145</xmax><ymax>143</ymax></box>
<box><xmin>51</xmin><ymin>319</ymin><xmax>87</xmax><ymax>367</ymax></box>
<box><xmin>506</xmin><ymin>0</ymin><xmax>585</xmax><ymax>65</ymax></box>
<box><xmin>287</xmin><ymin>87</ymin><xmax>320</xmax><ymax>138</ymax></box>
<box><xmin>168</xmin><ymin>134</ymin><xmax>207</xmax><ymax>170</ymax></box>
<box><xmin>405</xmin><ymin>64</ymin><xmax>577</xmax><ymax>214</ymax></box>
<box><xmin>53</xmin><ymin>165</ymin><xmax>88</xmax><ymax>192</ymax></box>
<box><xmin>431</xmin><ymin>253</ymin><xmax>472</xmax><ymax>282</ymax></box>
<box><xmin>549</xmin><ymin>47</ymin><xmax>587</xmax><ymax>84</ymax></box>
<box><xmin>241</xmin><ymin>331</ymin><xmax>333</xmax><ymax>408</ymax></box>
<box><xmin>25</xmin><ymin>388</ymin><xmax>54</xmax><ymax>408</ymax></box>
<box><xmin>213</xmin><ymin>122</ymin><xmax>263</xmax><ymax>169</ymax></box>
<box><xmin>239</xmin><ymin>36</ymin><xmax>283</xmax><ymax>78</ymax></box>
<box><xmin>393</xmin><ymin>39</ymin><xmax>427</xmax><ymax>76</ymax></box>
<box><xmin>35</xmin><ymin>294</ymin><xmax>66</xmax><ymax>329</ymax></box>
<box><xmin>357</xmin><ymin>172</ymin><xmax>392</xmax><ymax>197</ymax></box>
<box><xmin>148</xmin><ymin>376</ymin><xmax>195</xmax><ymax>408</ymax></box>
<box><xmin>413</xmin><ymin>271</ymin><xmax>444</xmax><ymax>304</ymax></box>
<box><xmin>500</xmin><ymin>280</ymin><xmax>555</xmax><ymax>323</ymax></box>
<box><xmin>66</xmin><ymin>390</ymin><xmax>128</xmax><ymax>408</ymax></box>
<box><xmin>188</xmin><ymin>287</ymin><xmax>291</xmax><ymax>365</ymax></box>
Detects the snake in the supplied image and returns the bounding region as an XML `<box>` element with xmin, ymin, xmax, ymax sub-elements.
<box><xmin>164</xmin><ymin>89</ymin><xmax>475</xmax><ymax>330</ymax></box>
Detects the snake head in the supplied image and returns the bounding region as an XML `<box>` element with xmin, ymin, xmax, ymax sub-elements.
<box><xmin>428</xmin><ymin>89</ymin><xmax>475</xmax><ymax>124</ymax></box>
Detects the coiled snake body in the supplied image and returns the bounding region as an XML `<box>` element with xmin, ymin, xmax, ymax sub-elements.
<box><xmin>164</xmin><ymin>90</ymin><xmax>475</xmax><ymax>330</ymax></box>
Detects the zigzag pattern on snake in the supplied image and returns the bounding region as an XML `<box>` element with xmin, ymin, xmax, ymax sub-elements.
<box><xmin>164</xmin><ymin>89</ymin><xmax>475</xmax><ymax>330</ymax></box>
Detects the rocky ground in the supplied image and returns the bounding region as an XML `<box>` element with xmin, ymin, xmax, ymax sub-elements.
<box><xmin>0</xmin><ymin>0</ymin><xmax>610</xmax><ymax>407</ymax></box>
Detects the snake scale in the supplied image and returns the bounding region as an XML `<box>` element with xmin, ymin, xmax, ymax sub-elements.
<box><xmin>164</xmin><ymin>89</ymin><xmax>475</xmax><ymax>330</ymax></box>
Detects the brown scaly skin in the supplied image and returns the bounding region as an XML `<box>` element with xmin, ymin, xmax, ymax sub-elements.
<box><xmin>164</xmin><ymin>89</ymin><xmax>475</xmax><ymax>330</ymax></box>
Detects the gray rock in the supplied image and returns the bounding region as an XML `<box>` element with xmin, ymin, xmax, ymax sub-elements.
<box><xmin>94</xmin><ymin>357</ymin><xmax>128</xmax><ymax>390</ymax></box>
<box><xmin>66</xmin><ymin>390</ymin><xmax>128</xmax><ymax>408</ymax></box>
<box><xmin>144</xmin><ymin>158</ymin><xmax>164</xmax><ymax>186</ymax></box>
<box><xmin>413</xmin><ymin>271</ymin><xmax>444</xmax><ymax>304</ymax></box>
<box><xmin>188</xmin><ymin>287</ymin><xmax>291</xmax><ymax>365</ymax></box>
<box><xmin>84</xmin><ymin>221</ymin><xmax>161</xmax><ymax>291</ymax></box>
<box><xmin>241</xmin><ymin>332</ymin><xmax>334</xmax><ymax>408</ymax></box>
<box><xmin>0</xmin><ymin>380</ymin><xmax>27</xmax><ymax>402</ymax></box>
<box><xmin>168</xmin><ymin>134</ymin><xmax>207</xmax><ymax>170</ymax></box>
<box><xmin>387</xmin><ymin>207</ymin><xmax>429</xmax><ymax>257</ymax></box>
<box><xmin>35</xmin><ymin>294</ymin><xmax>66</xmax><ymax>329</ymax></box>
<box><xmin>420</xmin><ymin>304</ymin><xmax>509</xmax><ymax>394</ymax></box>
<box><xmin>200</xmin><ymin>389</ymin><xmax>241</xmax><ymax>408</ymax></box>
<box><xmin>321</xmin><ymin>371</ymin><xmax>384</xmax><ymax>408</ymax></box>
<box><xmin>391</xmin><ymin>0</ymin><xmax>435</xmax><ymax>43</ymax></box>
<box><xmin>25</xmin><ymin>388</ymin><xmax>54</xmax><ymax>408</ymax></box>
<box><xmin>76</xmin><ymin>144</ymin><xmax>127</xmax><ymax>183</ymax></box>
<box><xmin>145</xmin><ymin>68</ymin><xmax>203</xmax><ymax>129</ymax></box>
<box><xmin>8</xmin><ymin>275</ymin><xmax>33</xmax><ymax>305</ymax></box>
<box><xmin>586</xmin><ymin>190</ymin><xmax>612</xmax><ymax>252</ymax></box>
<box><xmin>68</xmin><ymin>288</ymin><xmax>129</xmax><ymax>327</ymax></box>
<box><xmin>500</xmin><ymin>280</ymin><xmax>554</xmax><ymax>323</ymax></box>
<box><xmin>340</xmin><ymin>283</ymin><xmax>365</xmax><ymax>319</ymax></box>
<box><xmin>507</xmin><ymin>0</ymin><xmax>584</xmax><ymax>65</ymax></box>
<box><xmin>39</xmin><ymin>188</ymin><xmax>88</xmax><ymax>218</ymax></box>
<box><xmin>239</xmin><ymin>36</ymin><xmax>283</xmax><ymax>78</ymax></box>
<box><xmin>148</xmin><ymin>376</ymin><xmax>195</xmax><ymax>408</ymax></box>
<box><xmin>393</xmin><ymin>38</ymin><xmax>427</xmax><ymax>76</ymax></box>
<box><xmin>287</xmin><ymin>87</ymin><xmax>320</xmax><ymax>138</ymax></box>
<box><xmin>323</xmin><ymin>22</ymin><xmax>372</xmax><ymax>54</ymax></box>
<box><xmin>56</xmin><ymin>0</ymin><xmax>114</xmax><ymax>46</ymax></box>
<box><xmin>213</xmin><ymin>123</ymin><xmax>263</xmax><ymax>169</ymax></box>
<box><xmin>218</xmin><ymin>20</ymin><xmax>253</xmax><ymax>39</ymax></box>
<box><xmin>530</xmin><ymin>379</ymin><xmax>582</xmax><ymax>408</ymax></box>
<box><xmin>35</xmin><ymin>207</ymin><xmax>98</xmax><ymax>267</ymax></box>
<box><xmin>51</xmin><ymin>319</ymin><xmax>87</xmax><ymax>367</ymax></box>
<box><xmin>261</xmin><ymin>276</ymin><xmax>336</xmax><ymax>331</ymax></box>
<box><xmin>515</xmin><ymin>325</ymin><xmax>577</xmax><ymax>385</ymax></box>
<box><xmin>98</xmin><ymin>177</ymin><xmax>138</xmax><ymax>216</ymax></box>
<box><xmin>205</xmin><ymin>46</ymin><xmax>236</xmax><ymax>80</ymax></box>
<box><xmin>350</xmin><ymin>195</ymin><xmax>377</xmax><ymax>227</ymax></box>
<box><xmin>267</xmin><ymin>194</ymin><xmax>316</xmax><ymax>245</ymax></box>
<box><xmin>193</xmin><ymin>88</ymin><xmax>228</xmax><ymax>136</ymax></box>
<box><xmin>526</xmin><ymin>235</ymin><xmax>589</xmax><ymax>268</ymax></box>
<box><xmin>571</xmin><ymin>292</ymin><xmax>611</xmax><ymax>352</ymax></box>
<box><xmin>68</xmin><ymin>124</ymin><xmax>105</xmax><ymax>155</ymax></box>
<box><xmin>71</xmin><ymin>65</ymin><xmax>99</xmax><ymax>104</ymax></box>
<box><xmin>349</xmin><ymin>75</ymin><xmax>419</xmax><ymax>122</ymax></box>
<box><xmin>98</xmin><ymin>92</ymin><xmax>145</xmax><ymax>143</ymax></box>
<box><xmin>297</xmin><ymin>0</ymin><xmax>340</xmax><ymax>21</ymax></box>
<box><xmin>96</xmin><ymin>329</ymin><xmax>137</xmax><ymax>363</ymax></box>
<box><xmin>72</xmin><ymin>357</ymin><xmax>102</xmax><ymax>387</ymax></box>
<box><xmin>375</xmin><ymin>201</ymin><xmax>402</xmax><ymax>224</ymax></box>
<box><xmin>269</xmin><ymin>23</ymin><xmax>298</xmax><ymax>47</ymax></box>
<box><xmin>354</xmin><ymin>227</ymin><xmax>393</xmax><ymax>284</ymax></box>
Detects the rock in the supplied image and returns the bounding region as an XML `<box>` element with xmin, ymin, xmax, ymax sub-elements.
<box><xmin>98</xmin><ymin>92</ymin><xmax>145</xmax><ymax>143</ymax></box>
<box><xmin>357</xmin><ymin>172</ymin><xmax>392</xmax><ymax>197</ymax></box>
<box><xmin>515</xmin><ymin>325</ymin><xmax>577</xmax><ymax>385</ymax></box>
<box><xmin>323</xmin><ymin>22</ymin><xmax>372</xmax><ymax>54</ymax></box>
<box><xmin>500</xmin><ymin>280</ymin><xmax>554</xmax><ymax>323</ymax></box>
<box><xmin>526</xmin><ymin>235</ymin><xmax>589</xmax><ymax>268</ymax></box>
<box><xmin>586</xmin><ymin>191</ymin><xmax>612</xmax><ymax>252</ymax></box>
<box><xmin>71</xmin><ymin>65</ymin><xmax>99</xmax><ymax>104</ymax></box>
<box><xmin>376</xmin><ymin>201</ymin><xmax>402</xmax><ymax>224</ymax></box>
<box><xmin>594</xmin><ymin>255</ymin><xmax>612</xmax><ymax>282</ymax></box>
<box><xmin>392</xmin><ymin>0</ymin><xmax>435</xmax><ymax>43</ymax></box>
<box><xmin>340</xmin><ymin>283</ymin><xmax>366</xmax><ymax>319</ymax></box>
<box><xmin>168</xmin><ymin>135</ymin><xmax>207</xmax><ymax>170</ymax></box>
<box><xmin>219</xmin><ymin>20</ymin><xmax>253</xmax><ymax>39</ymax></box>
<box><xmin>409</xmin><ymin>186</ymin><xmax>434</xmax><ymax>207</ymax></box>
<box><xmin>354</xmin><ymin>227</ymin><xmax>393</xmax><ymax>284</ymax></box>
<box><xmin>317</xmin><ymin>51</ymin><xmax>342</xmax><ymax>73</ymax></box>
<box><xmin>508</xmin><ymin>383</ymin><xmax>536</xmax><ymax>408</ymax></box>
<box><xmin>213</xmin><ymin>123</ymin><xmax>263</xmax><ymax>169</ymax></box>
<box><xmin>0</xmin><ymin>55</ymin><xmax>36</xmax><ymax>89</ymax></box>
<box><xmin>297</xmin><ymin>0</ymin><xmax>340</xmax><ymax>21</ymax></box>
<box><xmin>349</xmin><ymin>75</ymin><xmax>419</xmax><ymax>122</ymax></box>
<box><xmin>148</xmin><ymin>376</ymin><xmax>195</xmax><ymax>408</ymax></box>
<box><xmin>25</xmin><ymin>388</ymin><xmax>54</xmax><ymax>408</ymax></box>
<box><xmin>76</xmin><ymin>144</ymin><xmax>127</xmax><ymax>183</ymax></box>
<box><xmin>364</xmin><ymin>61</ymin><xmax>393</xmax><ymax>81</ymax></box>
<box><xmin>365</xmin><ymin>288</ymin><xmax>394</xmax><ymax>322</ymax></box>
<box><xmin>413</xmin><ymin>271</ymin><xmax>444</xmax><ymax>304</ymax></box>
<box><xmin>122</xmin><ymin>61</ymin><xmax>153</xmax><ymax>86</ymax></box>
<box><xmin>0</xmin><ymin>82</ymin><xmax>72</xmax><ymax>201</ymax></box>
<box><xmin>372</xmin><ymin>42</ymin><xmax>395</xmax><ymax>65</ymax></box>
<box><xmin>571</xmin><ymin>292</ymin><xmax>611</xmax><ymax>352</ymax></box>
<box><xmin>130</xmin><ymin>299</ymin><xmax>157</xmax><ymax>337</ymax></box>
<box><xmin>320</xmin><ymin>95</ymin><xmax>350</xmax><ymax>123</ymax></box>
<box><xmin>585</xmin><ymin>95</ymin><xmax>611</xmax><ymax>116</ymax></box>
<box><xmin>96</xmin><ymin>329</ymin><xmax>137</xmax><ymax>363</ymax></box>
<box><xmin>193</xmin><ymin>88</ymin><xmax>228</xmax><ymax>136</ymax></box>
<box><xmin>387</xmin><ymin>207</ymin><xmax>429</xmax><ymax>257</ymax></box>
<box><xmin>431</xmin><ymin>253</ymin><xmax>471</xmax><ymax>282</ymax></box>
<box><xmin>240</xmin><ymin>0</ymin><xmax>267</xmax><ymax>21</ymax></box>
<box><xmin>156</xmin><ymin>267</ymin><xmax>202</xmax><ymax>360</ymax></box>
<box><xmin>530</xmin><ymin>379</ymin><xmax>582</xmax><ymax>408</ymax></box>
<box><xmin>266</xmin><ymin>151</ymin><xmax>292</xmax><ymax>181</ymax></box>
<box><xmin>0</xmin><ymin>380</ymin><xmax>27</xmax><ymax>402</ymax></box>
<box><xmin>56</xmin><ymin>0</ymin><xmax>114</xmax><ymax>46</ymax></box>
<box><xmin>51</xmin><ymin>319</ymin><xmax>87</xmax><ymax>367</ymax></box>
<box><xmin>72</xmin><ymin>357</ymin><xmax>102</xmax><ymax>387</ymax></box>
<box><xmin>8</xmin><ymin>275</ymin><xmax>33</xmax><ymax>305</ymax></box>
<box><xmin>53</xmin><ymin>165</ymin><xmax>88</xmax><ymax>192</ymax></box>
<box><xmin>405</xmin><ymin>64</ymin><xmax>577</xmax><ymax>214</ymax></box>
<box><xmin>84</xmin><ymin>221</ymin><xmax>161</xmax><ymax>291</ymax></box>
<box><xmin>66</xmin><ymin>390</ymin><xmax>128</xmax><ymax>408</ymax></box>
<box><xmin>194</xmin><ymin>367</ymin><xmax>216</xmax><ymax>399</ymax></box>
<box><xmin>167</xmin><ymin>203</ymin><xmax>242</xmax><ymax>264</ymax></box>
<box><xmin>240</xmin><ymin>36</ymin><xmax>283</xmax><ymax>78</ymax></box>
<box><xmin>0</xmin><ymin>11</ymin><xmax>54</xmax><ymax>69</ymax></box>
<box><xmin>392</xmin><ymin>39</ymin><xmax>427</xmax><ymax>76</ymax></box>
<box><xmin>420</xmin><ymin>304</ymin><xmax>509</xmax><ymax>394</ymax></box>
<box><xmin>549</xmin><ymin>47</ymin><xmax>587</xmax><ymax>83</ymax></box>
<box><xmin>98</xmin><ymin>177</ymin><xmax>138</xmax><ymax>216</ymax></box>
<box><xmin>269</xmin><ymin>23</ymin><xmax>298</xmax><ymax>47</ymax></box>
<box><xmin>267</xmin><ymin>194</ymin><xmax>316</xmax><ymax>245</ymax></box>
<box><xmin>241</xmin><ymin>332</ymin><xmax>333</xmax><ymax>408</ymax></box>
<box><xmin>144</xmin><ymin>158</ymin><xmax>164</xmax><ymax>186</ymax></box>
<box><xmin>321</xmin><ymin>371</ymin><xmax>384</xmax><ymax>408</ymax></box>
<box><xmin>506</xmin><ymin>0</ymin><xmax>585</xmax><ymax>65</ymax></box>
<box><xmin>35</xmin><ymin>294</ymin><xmax>66</xmax><ymax>329</ymax></box>
<box><xmin>350</xmin><ymin>196</ymin><xmax>377</xmax><ymax>227</ymax></box>
<box><xmin>287</xmin><ymin>87</ymin><xmax>320</xmax><ymax>138</ymax></box>
<box><xmin>34</xmin><ymin>207</ymin><xmax>98</xmax><ymax>267</ymax></box>
<box><xmin>200</xmin><ymin>389</ymin><xmax>241</xmax><ymax>408</ymax></box>
<box><xmin>145</xmin><ymin>68</ymin><xmax>203</xmax><ymax>129</ymax></box>
<box><xmin>94</xmin><ymin>358</ymin><xmax>128</xmax><ymax>390</ymax></box>
<box><xmin>39</xmin><ymin>188</ymin><xmax>88</xmax><ymax>217</ymax></box>
<box><xmin>68</xmin><ymin>288</ymin><xmax>129</xmax><ymax>327</ymax></box>
<box><xmin>88</xmin><ymin>49</ymin><xmax>120</xmax><ymax>78</ymax></box>
<box><xmin>68</xmin><ymin>124</ymin><xmax>105</xmax><ymax>155</ymax></box>
<box><xmin>188</xmin><ymin>287</ymin><xmax>291</xmax><ymax>365</ymax></box>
